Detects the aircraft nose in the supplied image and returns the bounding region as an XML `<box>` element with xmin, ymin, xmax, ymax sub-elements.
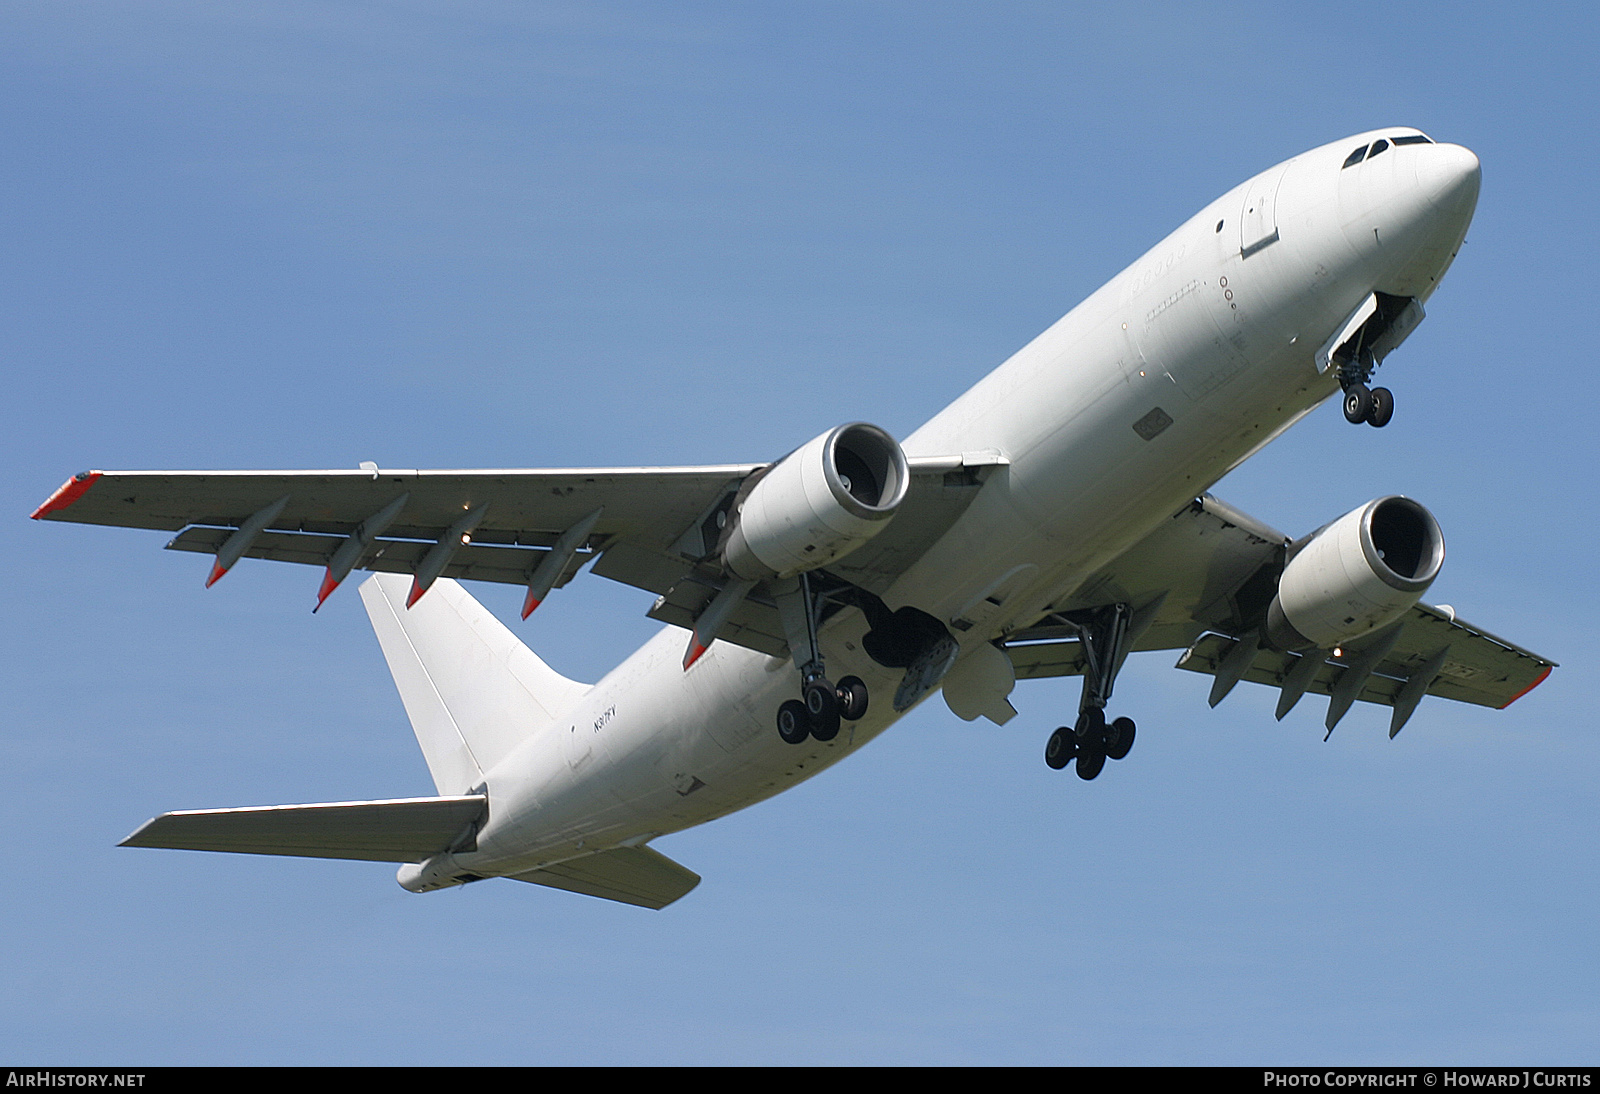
<box><xmin>1418</xmin><ymin>142</ymin><xmax>1481</xmax><ymax>221</ymax></box>
<box><xmin>1353</xmin><ymin>140</ymin><xmax>1482</xmax><ymax>297</ymax></box>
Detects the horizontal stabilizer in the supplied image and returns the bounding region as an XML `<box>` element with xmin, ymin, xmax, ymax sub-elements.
<box><xmin>507</xmin><ymin>845</ymin><xmax>700</xmax><ymax>910</ymax></box>
<box><xmin>120</xmin><ymin>795</ymin><xmax>487</xmax><ymax>863</ymax></box>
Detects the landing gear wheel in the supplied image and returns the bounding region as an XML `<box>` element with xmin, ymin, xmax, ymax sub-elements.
<box><xmin>803</xmin><ymin>679</ymin><xmax>841</xmax><ymax>742</ymax></box>
<box><xmin>836</xmin><ymin>675</ymin><xmax>869</xmax><ymax>721</ymax></box>
<box><xmin>1045</xmin><ymin>726</ymin><xmax>1078</xmax><ymax>770</ymax></box>
<box><xmin>1075</xmin><ymin>747</ymin><xmax>1106</xmax><ymax>781</ymax></box>
<box><xmin>1343</xmin><ymin>384</ymin><xmax>1373</xmax><ymax>424</ymax></box>
<box><xmin>1105</xmin><ymin>716</ymin><xmax>1136</xmax><ymax>760</ymax></box>
<box><xmin>1366</xmin><ymin>386</ymin><xmax>1394</xmax><ymax>428</ymax></box>
<box><xmin>1074</xmin><ymin>706</ymin><xmax>1106</xmax><ymax>743</ymax></box>
<box><xmin>776</xmin><ymin>700</ymin><xmax>810</xmax><ymax>745</ymax></box>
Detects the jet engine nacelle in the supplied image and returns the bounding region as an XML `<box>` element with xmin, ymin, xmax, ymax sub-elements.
<box><xmin>724</xmin><ymin>422</ymin><xmax>910</xmax><ymax>580</ymax></box>
<box><xmin>1265</xmin><ymin>495</ymin><xmax>1444</xmax><ymax>651</ymax></box>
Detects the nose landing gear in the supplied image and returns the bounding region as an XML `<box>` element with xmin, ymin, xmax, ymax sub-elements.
<box><xmin>1342</xmin><ymin>382</ymin><xmax>1394</xmax><ymax>427</ymax></box>
<box><xmin>1328</xmin><ymin>291</ymin><xmax>1424</xmax><ymax>429</ymax></box>
<box><xmin>1335</xmin><ymin>324</ymin><xmax>1396</xmax><ymax>428</ymax></box>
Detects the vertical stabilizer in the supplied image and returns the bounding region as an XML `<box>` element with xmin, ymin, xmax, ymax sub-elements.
<box><xmin>360</xmin><ymin>574</ymin><xmax>591</xmax><ymax>795</ymax></box>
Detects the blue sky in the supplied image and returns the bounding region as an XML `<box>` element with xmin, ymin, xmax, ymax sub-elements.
<box><xmin>4</xmin><ymin>2</ymin><xmax>1595</xmax><ymax>1065</ymax></box>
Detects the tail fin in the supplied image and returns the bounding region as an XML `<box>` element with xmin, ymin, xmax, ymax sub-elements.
<box><xmin>360</xmin><ymin>574</ymin><xmax>590</xmax><ymax>795</ymax></box>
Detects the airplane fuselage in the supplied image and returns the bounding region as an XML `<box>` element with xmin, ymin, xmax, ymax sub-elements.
<box><xmin>422</xmin><ymin>130</ymin><xmax>1483</xmax><ymax>881</ymax></box>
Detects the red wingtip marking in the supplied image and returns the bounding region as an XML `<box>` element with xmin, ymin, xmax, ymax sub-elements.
<box><xmin>31</xmin><ymin>471</ymin><xmax>102</xmax><ymax>519</ymax></box>
<box><xmin>205</xmin><ymin>559</ymin><xmax>229</xmax><ymax>588</ymax></box>
<box><xmin>1499</xmin><ymin>665</ymin><xmax>1553</xmax><ymax>708</ymax></box>
<box><xmin>683</xmin><ymin>639</ymin><xmax>708</xmax><ymax>670</ymax></box>
<box><xmin>406</xmin><ymin>577</ymin><xmax>427</xmax><ymax>609</ymax></box>
<box><xmin>521</xmin><ymin>593</ymin><xmax>542</xmax><ymax>620</ymax></box>
<box><xmin>314</xmin><ymin>570</ymin><xmax>341</xmax><ymax>612</ymax></box>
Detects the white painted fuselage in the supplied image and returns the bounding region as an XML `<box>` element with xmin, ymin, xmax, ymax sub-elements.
<box><xmin>449</xmin><ymin>130</ymin><xmax>1483</xmax><ymax>880</ymax></box>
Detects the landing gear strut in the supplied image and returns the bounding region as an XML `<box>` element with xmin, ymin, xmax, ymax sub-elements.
<box><xmin>772</xmin><ymin>572</ymin><xmax>871</xmax><ymax>744</ymax></box>
<box><xmin>1040</xmin><ymin>604</ymin><xmax>1140</xmax><ymax>780</ymax></box>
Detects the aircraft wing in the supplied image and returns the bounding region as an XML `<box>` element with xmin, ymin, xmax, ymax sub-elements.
<box><xmin>1002</xmin><ymin>494</ymin><xmax>1555</xmax><ymax>733</ymax></box>
<box><xmin>1171</xmin><ymin>608</ymin><xmax>1553</xmax><ymax>729</ymax></box>
<box><xmin>32</xmin><ymin>454</ymin><xmax>1004</xmax><ymax>656</ymax></box>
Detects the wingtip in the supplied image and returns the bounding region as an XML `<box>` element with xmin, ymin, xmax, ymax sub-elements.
<box><xmin>31</xmin><ymin>470</ymin><xmax>101</xmax><ymax>519</ymax></box>
<box><xmin>1499</xmin><ymin>664</ymin><xmax>1553</xmax><ymax>708</ymax></box>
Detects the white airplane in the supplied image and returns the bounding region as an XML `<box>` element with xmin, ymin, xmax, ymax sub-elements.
<box><xmin>35</xmin><ymin>128</ymin><xmax>1554</xmax><ymax>910</ymax></box>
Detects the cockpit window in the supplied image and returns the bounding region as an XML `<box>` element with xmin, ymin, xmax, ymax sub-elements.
<box><xmin>1343</xmin><ymin>134</ymin><xmax>1432</xmax><ymax>171</ymax></box>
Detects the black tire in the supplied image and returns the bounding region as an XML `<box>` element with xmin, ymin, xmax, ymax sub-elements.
<box><xmin>1075</xmin><ymin>706</ymin><xmax>1106</xmax><ymax>743</ymax></box>
<box><xmin>837</xmin><ymin>675</ymin><xmax>869</xmax><ymax>721</ymax></box>
<box><xmin>1343</xmin><ymin>384</ymin><xmax>1373</xmax><ymax>424</ymax></box>
<box><xmin>1105</xmin><ymin>716</ymin><xmax>1136</xmax><ymax>760</ymax></box>
<box><xmin>803</xmin><ymin>680</ymin><xmax>841</xmax><ymax>742</ymax></box>
<box><xmin>1075</xmin><ymin>747</ymin><xmax>1106</xmax><ymax>781</ymax></box>
<box><xmin>777</xmin><ymin>700</ymin><xmax>810</xmax><ymax>745</ymax></box>
<box><xmin>1367</xmin><ymin>386</ymin><xmax>1394</xmax><ymax>428</ymax></box>
<box><xmin>1045</xmin><ymin>727</ymin><xmax>1077</xmax><ymax>770</ymax></box>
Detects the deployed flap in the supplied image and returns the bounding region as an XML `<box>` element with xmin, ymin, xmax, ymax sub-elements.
<box><xmin>120</xmin><ymin>795</ymin><xmax>486</xmax><ymax>863</ymax></box>
<box><xmin>506</xmin><ymin>845</ymin><xmax>701</xmax><ymax>910</ymax></box>
<box><xmin>1006</xmin><ymin>639</ymin><xmax>1089</xmax><ymax>681</ymax></box>
<box><xmin>1174</xmin><ymin>603</ymin><xmax>1556</xmax><ymax>714</ymax></box>
<box><xmin>361</xmin><ymin>574</ymin><xmax>590</xmax><ymax>795</ymax></box>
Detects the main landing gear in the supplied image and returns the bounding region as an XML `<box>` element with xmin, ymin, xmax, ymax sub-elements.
<box><xmin>1045</xmin><ymin>712</ymin><xmax>1136</xmax><ymax>780</ymax></box>
<box><xmin>1040</xmin><ymin>603</ymin><xmax>1139</xmax><ymax>781</ymax></box>
<box><xmin>776</xmin><ymin>675</ymin><xmax>869</xmax><ymax>744</ymax></box>
<box><xmin>773</xmin><ymin>572</ymin><xmax>871</xmax><ymax>745</ymax></box>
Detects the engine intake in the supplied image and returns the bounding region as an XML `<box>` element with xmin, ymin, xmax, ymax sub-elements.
<box><xmin>724</xmin><ymin>422</ymin><xmax>909</xmax><ymax>580</ymax></box>
<box><xmin>1265</xmin><ymin>495</ymin><xmax>1444</xmax><ymax>651</ymax></box>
